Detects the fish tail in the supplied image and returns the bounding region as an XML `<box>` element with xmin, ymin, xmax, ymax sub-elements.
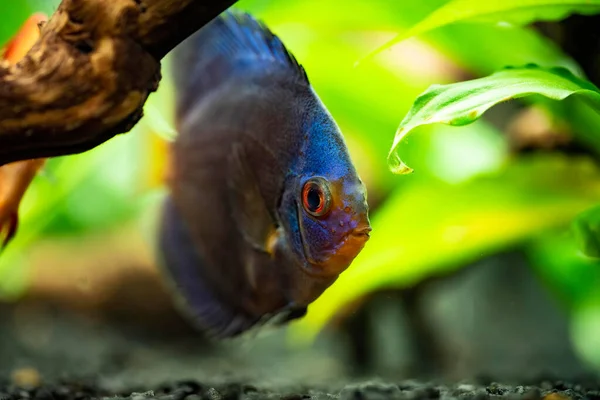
<box><xmin>170</xmin><ymin>8</ymin><xmax>308</xmax><ymax>118</ymax></box>
<box><xmin>157</xmin><ymin>197</ymin><xmax>260</xmax><ymax>338</ymax></box>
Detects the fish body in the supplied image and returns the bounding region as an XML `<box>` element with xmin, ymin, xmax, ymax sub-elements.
<box><xmin>158</xmin><ymin>10</ymin><xmax>370</xmax><ymax>338</ymax></box>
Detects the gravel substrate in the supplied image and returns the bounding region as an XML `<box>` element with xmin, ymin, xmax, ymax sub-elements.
<box><xmin>2</xmin><ymin>379</ymin><xmax>600</xmax><ymax>400</ymax></box>
<box><xmin>2</xmin><ymin>251</ymin><xmax>599</xmax><ymax>400</ymax></box>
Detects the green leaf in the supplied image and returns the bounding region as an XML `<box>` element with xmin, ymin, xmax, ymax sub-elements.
<box><xmin>362</xmin><ymin>0</ymin><xmax>600</xmax><ymax>62</ymax></box>
<box><xmin>289</xmin><ymin>155</ymin><xmax>600</xmax><ymax>344</ymax></box>
<box><xmin>387</xmin><ymin>64</ymin><xmax>600</xmax><ymax>174</ymax></box>
<box><xmin>573</xmin><ymin>205</ymin><xmax>600</xmax><ymax>259</ymax></box>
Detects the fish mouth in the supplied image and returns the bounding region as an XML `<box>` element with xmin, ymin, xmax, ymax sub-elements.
<box><xmin>336</xmin><ymin>225</ymin><xmax>371</xmax><ymax>249</ymax></box>
<box><xmin>295</xmin><ymin>200</ymin><xmax>370</xmax><ymax>277</ymax></box>
<box><xmin>352</xmin><ymin>224</ymin><xmax>372</xmax><ymax>239</ymax></box>
<box><xmin>337</xmin><ymin>218</ymin><xmax>371</xmax><ymax>248</ymax></box>
<box><xmin>317</xmin><ymin>227</ymin><xmax>370</xmax><ymax>276</ymax></box>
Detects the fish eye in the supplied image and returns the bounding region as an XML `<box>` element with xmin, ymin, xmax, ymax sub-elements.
<box><xmin>301</xmin><ymin>177</ymin><xmax>332</xmax><ymax>218</ymax></box>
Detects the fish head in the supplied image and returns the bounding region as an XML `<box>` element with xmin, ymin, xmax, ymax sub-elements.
<box><xmin>293</xmin><ymin>173</ymin><xmax>370</xmax><ymax>276</ymax></box>
<box><xmin>279</xmin><ymin>103</ymin><xmax>371</xmax><ymax>283</ymax></box>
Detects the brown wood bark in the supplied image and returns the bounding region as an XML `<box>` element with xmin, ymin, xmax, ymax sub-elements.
<box><xmin>0</xmin><ymin>0</ymin><xmax>236</xmax><ymax>166</ymax></box>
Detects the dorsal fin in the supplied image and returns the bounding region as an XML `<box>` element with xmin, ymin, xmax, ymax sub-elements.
<box><xmin>170</xmin><ymin>9</ymin><xmax>309</xmax><ymax>118</ymax></box>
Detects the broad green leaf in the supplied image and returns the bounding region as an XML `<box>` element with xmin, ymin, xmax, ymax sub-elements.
<box><xmin>362</xmin><ymin>0</ymin><xmax>600</xmax><ymax>62</ymax></box>
<box><xmin>573</xmin><ymin>205</ymin><xmax>600</xmax><ymax>259</ymax></box>
<box><xmin>289</xmin><ymin>155</ymin><xmax>600</xmax><ymax>344</ymax></box>
<box><xmin>387</xmin><ymin>65</ymin><xmax>600</xmax><ymax>174</ymax></box>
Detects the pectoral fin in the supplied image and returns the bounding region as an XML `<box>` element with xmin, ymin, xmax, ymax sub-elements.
<box><xmin>227</xmin><ymin>142</ymin><xmax>278</xmax><ymax>254</ymax></box>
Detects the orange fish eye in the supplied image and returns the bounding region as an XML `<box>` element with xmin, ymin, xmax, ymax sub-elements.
<box><xmin>301</xmin><ymin>177</ymin><xmax>332</xmax><ymax>218</ymax></box>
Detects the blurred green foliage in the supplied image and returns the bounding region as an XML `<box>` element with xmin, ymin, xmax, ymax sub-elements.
<box><xmin>363</xmin><ymin>0</ymin><xmax>600</xmax><ymax>62</ymax></box>
<box><xmin>573</xmin><ymin>205</ymin><xmax>600</xmax><ymax>259</ymax></box>
<box><xmin>1</xmin><ymin>0</ymin><xmax>600</xmax><ymax>371</ymax></box>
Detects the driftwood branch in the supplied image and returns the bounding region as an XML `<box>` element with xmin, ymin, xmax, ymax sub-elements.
<box><xmin>0</xmin><ymin>0</ymin><xmax>236</xmax><ymax>166</ymax></box>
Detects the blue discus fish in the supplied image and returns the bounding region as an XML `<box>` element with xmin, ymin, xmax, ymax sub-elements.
<box><xmin>158</xmin><ymin>9</ymin><xmax>371</xmax><ymax>338</ymax></box>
